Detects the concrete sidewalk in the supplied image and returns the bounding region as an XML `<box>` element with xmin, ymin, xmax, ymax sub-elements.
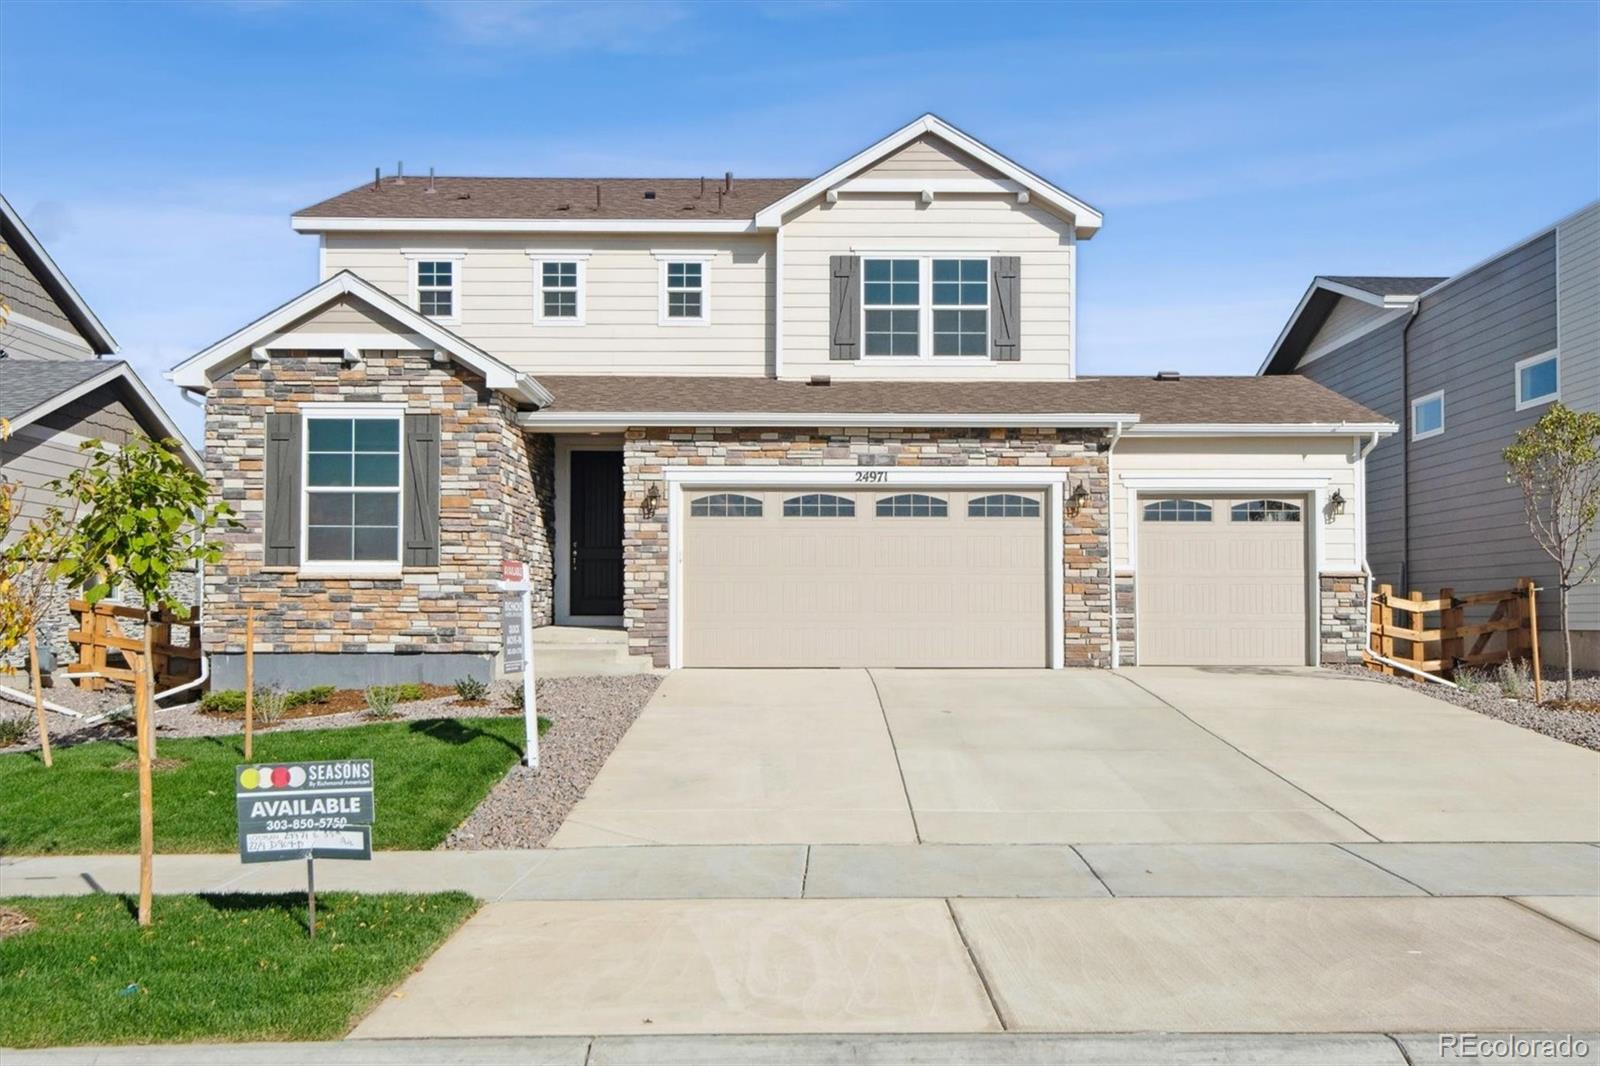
<box><xmin>22</xmin><ymin>1032</ymin><xmax>1600</xmax><ymax>1065</ymax></box>
<box><xmin>6</xmin><ymin>842</ymin><xmax>1596</xmax><ymax>900</ymax></box>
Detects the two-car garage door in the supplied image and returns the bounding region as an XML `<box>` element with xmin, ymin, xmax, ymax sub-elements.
<box><xmin>682</xmin><ymin>487</ymin><xmax>1048</xmax><ymax>668</ymax></box>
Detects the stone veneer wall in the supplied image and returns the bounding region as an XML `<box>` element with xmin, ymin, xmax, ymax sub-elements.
<box><xmin>622</xmin><ymin>426</ymin><xmax>1112</xmax><ymax>668</ymax></box>
<box><xmin>1114</xmin><ymin>573</ymin><xmax>1137</xmax><ymax>666</ymax></box>
<box><xmin>1319</xmin><ymin>572</ymin><xmax>1368</xmax><ymax>665</ymax></box>
<box><xmin>203</xmin><ymin>351</ymin><xmax>552</xmax><ymax>686</ymax></box>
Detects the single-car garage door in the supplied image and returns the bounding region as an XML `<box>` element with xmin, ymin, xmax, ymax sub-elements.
<box><xmin>1138</xmin><ymin>495</ymin><xmax>1309</xmax><ymax>666</ymax></box>
<box><xmin>683</xmin><ymin>487</ymin><xmax>1048</xmax><ymax>667</ymax></box>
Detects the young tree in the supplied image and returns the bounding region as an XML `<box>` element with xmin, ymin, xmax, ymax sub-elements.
<box><xmin>0</xmin><ymin>481</ymin><xmax>75</xmax><ymax>767</ymax></box>
<box><xmin>1504</xmin><ymin>403</ymin><xmax>1600</xmax><ymax>701</ymax></box>
<box><xmin>52</xmin><ymin>435</ymin><xmax>233</xmax><ymax>926</ymax></box>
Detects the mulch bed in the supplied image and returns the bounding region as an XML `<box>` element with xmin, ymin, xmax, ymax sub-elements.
<box><xmin>198</xmin><ymin>683</ymin><xmax>457</xmax><ymax>723</ymax></box>
<box><xmin>0</xmin><ymin>906</ymin><xmax>37</xmax><ymax>940</ymax></box>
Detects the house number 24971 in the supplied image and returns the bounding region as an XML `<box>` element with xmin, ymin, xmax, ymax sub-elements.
<box><xmin>853</xmin><ymin>470</ymin><xmax>889</xmax><ymax>483</ymax></box>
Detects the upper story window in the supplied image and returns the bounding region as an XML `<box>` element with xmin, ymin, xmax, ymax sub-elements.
<box><xmin>863</xmin><ymin>255</ymin><xmax>990</xmax><ymax>359</ymax></box>
<box><xmin>1411</xmin><ymin>389</ymin><xmax>1444</xmax><ymax>441</ymax></box>
<box><xmin>303</xmin><ymin>408</ymin><xmax>403</xmax><ymax>571</ymax></box>
<box><xmin>406</xmin><ymin>251</ymin><xmax>464</xmax><ymax>325</ymax></box>
<box><xmin>1515</xmin><ymin>350</ymin><xmax>1559</xmax><ymax>410</ymax></box>
<box><xmin>531</xmin><ymin>253</ymin><xmax>589</xmax><ymax>326</ymax></box>
<box><xmin>656</xmin><ymin>252</ymin><xmax>713</xmax><ymax>326</ymax></box>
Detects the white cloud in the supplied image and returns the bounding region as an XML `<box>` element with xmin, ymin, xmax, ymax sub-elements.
<box><xmin>425</xmin><ymin>0</ymin><xmax>693</xmax><ymax>52</ymax></box>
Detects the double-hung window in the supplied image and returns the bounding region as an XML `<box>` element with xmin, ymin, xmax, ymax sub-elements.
<box><xmin>1515</xmin><ymin>350</ymin><xmax>1559</xmax><ymax>410</ymax></box>
<box><xmin>531</xmin><ymin>252</ymin><xmax>588</xmax><ymax>325</ymax></box>
<box><xmin>303</xmin><ymin>406</ymin><xmax>403</xmax><ymax>573</ymax></box>
<box><xmin>657</xmin><ymin>252</ymin><xmax>712</xmax><ymax>325</ymax></box>
<box><xmin>406</xmin><ymin>251</ymin><xmax>463</xmax><ymax>325</ymax></box>
<box><xmin>863</xmin><ymin>255</ymin><xmax>990</xmax><ymax>359</ymax></box>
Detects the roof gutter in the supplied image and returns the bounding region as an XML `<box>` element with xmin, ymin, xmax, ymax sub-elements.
<box><xmin>1123</xmin><ymin>422</ymin><xmax>1398</xmax><ymax>437</ymax></box>
<box><xmin>516</xmin><ymin>411</ymin><xmax>1144</xmax><ymax>431</ymax></box>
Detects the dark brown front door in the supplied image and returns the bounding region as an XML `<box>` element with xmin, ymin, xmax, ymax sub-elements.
<box><xmin>569</xmin><ymin>451</ymin><xmax>623</xmax><ymax>617</ymax></box>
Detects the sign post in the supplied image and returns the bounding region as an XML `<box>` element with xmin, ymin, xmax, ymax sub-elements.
<box><xmin>235</xmin><ymin>758</ymin><xmax>374</xmax><ymax>938</ymax></box>
<box><xmin>498</xmin><ymin>560</ymin><xmax>538</xmax><ymax>770</ymax></box>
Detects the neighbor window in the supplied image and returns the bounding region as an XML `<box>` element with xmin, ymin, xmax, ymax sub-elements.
<box><xmin>864</xmin><ymin>255</ymin><xmax>991</xmax><ymax>359</ymax></box>
<box><xmin>690</xmin><ymin>493</ymin><xmax>761</xmax><ymax>517</ymax></box>
<box><xmin>1142</xmin><ymin>499</ymin><xmax>1212</xmax><ymax>522</ymax></box>
<box><xmin>660</xmin><ymin>258</ymin><xmax>708</xmax><ymax>324</ymax></box>
<box><xmin>304</xmin><ymin>413</ymin><xmax>402</xmax><ymax>566</ymax></box>
<box><xmin>415</xmin><ymin>260</ymin><xmax>456</xmax><ymax>320</ymax></box>
<box><xmin>783</xmin><ymin>493</ymin><xmax>855</xmax><ymax>517</ymax></box>
<box><xmin>1515</xmin><ymin>351</ymin><xmax>1559</xmax><ymax>410</ymax></box>
<box><xmin>1411</xmin><ymin>390</ymin><xmax>1444</xmax><ymax>440</ymax></box>
<box><xmin>969</xmin><ymin>493</ymin><xmax>1040</xmax><ymax>518</ymax></box>
<box><xmin>1230</xmin><ymin>499</ymin><xmax>1301</xmax><ymax>523</ymax></box>
<box><xmin>876</xmin><ymin>493</ymin><xmax>948</xmax><ymax>517</ymax></box>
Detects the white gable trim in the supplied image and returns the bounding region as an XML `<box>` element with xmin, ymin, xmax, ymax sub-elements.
<box><xmin>7</xmin><ymin>361</ymin><xmax>201</xmax><ymax>470</ymax></box>
<box><xmin>753</xmin><ymin>114</ymin><xmax>1103</xmax><ymax>237</ymax></box>
<box><xmin>165</xmin><ymin>270</ymin><xmax>552</xmax><ymax>407</ymax></box>
<box><xmin>1256</xmin><ymin>278</ymin><xmax>1424</xmax><ymax>376</ymax></box>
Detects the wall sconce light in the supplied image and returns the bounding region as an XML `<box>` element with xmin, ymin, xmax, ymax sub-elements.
<box><xmin>641</xmin><ymin>483</ymin><xmax>661</xmax><ymax>520</ymax></box>
<box><xmin>1068</xmin><ymin>482</ymin><xmax>1090</xmax><ymax>515</ymax></box>
<box><xmin>1328</xmin><ymin>488</ymin><xmax>1346</xmax><ymax>517</ymax></box>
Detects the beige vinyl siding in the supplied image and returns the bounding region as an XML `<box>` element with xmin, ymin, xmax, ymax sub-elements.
<box><xmin>0</xmin><ymin>314</ymin><xmax>96</xmax><ymax>361</ymax></box>
<box><xmin>1111</xmin><ymin>435</ymin><xmax>1363</xmax><ymax>574</ymax></box>
<box><xmin>781</xmin><ymin>195</ymin><xmax>1075</xmax><ymax>379</ymax></box>
<box><xmin>1300</xmin><ymin>297</ymin><xmax>1398</xmax><ymax>366</ymax></box>
<box><xmin>278</xmin><ymin>296</ymin><xmax>416</xmax><ymax>335</ymax></box>
<box><xmin>0</xmin><ymin>384</ymin><xmax>142</xmax><ymax>534</ymax></box>
<box><xmin>322</xmin><ymin>234</ymin><xmax>772</xmax><ymax>376</ymax></box>
<box><xmin>858</xmin><ymin>134</ymin><xmax>1004</xmax><ymax>180</ymax></box>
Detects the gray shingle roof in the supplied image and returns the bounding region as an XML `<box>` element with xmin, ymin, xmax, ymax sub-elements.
<box><xmin>0</xmin><ymin>359</ymin><xmax>120</xmax><ymax>422</ymax></box>
<box><xmin>297</xmin><ymin>176</ymin><xmax>810</xmax><ymax>221</ymax></box>
<box><xmin>1321</xmin><ymin>276</ymin><xmax>1447</xmax><ymax>298</ymax></box>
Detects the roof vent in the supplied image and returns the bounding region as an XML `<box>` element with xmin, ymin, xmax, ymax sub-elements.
<box><xmin>426</xmin><ymin>167</ymin><xmax>436</xmax><ymax>194</ymax></box>
<box><xmin>643</xmin><ymin>190</ymin><xmax>656</xmax><ymax>200</ymax></box>
<box><xmin>394</xmin><ymin>161</ymin><xmax>405</xmax><ymax>185</ymax></box>
<box><xmin>808</xmin><ymin>374</ymin><xmax>831</xmax><ymax>387</ymax></box>
<box><xmin>1154</xmin><ymin>370</ymin><xmax>1181</xmax><ymax>381</ymax></box>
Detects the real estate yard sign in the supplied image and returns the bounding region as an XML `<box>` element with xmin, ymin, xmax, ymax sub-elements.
<box><xmin>236</xmin><ymin>759</ymin><xmax>374</xmax><ymax>863</ymax></box>
<box><xmin>499</xmin><ymin>560</ymin><xmax>539</xmax><ymax>770</ymax></box>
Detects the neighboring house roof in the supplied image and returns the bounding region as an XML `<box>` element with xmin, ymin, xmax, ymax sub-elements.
<box><xmin>166</xmin><ymin>270</ymin><xmax>553</xmax><ymax>407</ymax></box>
<box><xmin>296</xmin><ymin>177</ymin><xmax>809</xmax><ymax>223</ymax></box>
<box><xmin>1258</xmin><ymin>274</ymin><xmax>1443</xmax><ymax>376</ymax></box>
<box><xmin>0</xmin><ymin>192</ymin><xmax>118</xmax><ymax>355</ymax></box>
<box><xmin>0</xmin><ymin>359</ymin><xmax>201</xmax><ymax>469</ymax></box>
<box><xmin>290</xmin><ymin>114</ymin><xmax>1101</xmax><ymax>238</ymax></box>
<box><xmin>1318</xmin><ymin>276</ymin><xmax>1446</xmax><ymax>299</ymax></box>
<box><xmin>519</xmin><ymin>374</ymin><xmax>1391</xmax><ymax>432</ymax></box>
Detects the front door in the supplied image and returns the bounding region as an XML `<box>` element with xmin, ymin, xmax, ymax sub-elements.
<box><xmin>569</xmin><ymin>450</ymin><xmax>623</xmax><ymax>617</ymax></box>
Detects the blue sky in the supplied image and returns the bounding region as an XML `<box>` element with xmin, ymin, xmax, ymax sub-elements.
<box><xmin>2</xmin><ymin>0</ymin><xmax>1595</xmax><ymax>443</ymax></box>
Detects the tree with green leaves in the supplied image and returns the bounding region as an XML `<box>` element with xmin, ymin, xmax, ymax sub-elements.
<box><xmin>1504</xmin><ymin>402</ymin><xmax>1600</xmax><ymax>701</ymax></box>
<box><xmin>52</xmin><ymin>435</ymin><xmax>234</xmax><ymax>926</ymax></box>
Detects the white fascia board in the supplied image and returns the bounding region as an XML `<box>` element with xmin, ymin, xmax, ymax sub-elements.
<box><xmin>517</xmin><ymin>411</ymin><xmax>1141</xmax><ymax>430</ymax></box>
<box><xmin>753</xmin><ymin>114</ymin><xmax>1104</xmax><ymax>236</ymax></box>
<box><xmin>8</xmin><ymin>362</ymin><xmax>202</xmax><ymax>469</ymax></box>
<box><xmin>1124</xmin><ymin>422</ymin><xmax>1398</xmax><ymax>437</ymax></box>
<box><xmin>292</xmin><ymin>216</ymin><xmax>757</xmax><ymax>235</ymax></box>
<box><xmin>0</xmin><ymin>193</ymin><xmax>119</xmax><ymax>354</ymax></box>
<box><xmin>166</xmin><ymin>270</ymin><xmax>552</xmax><ymax>407</ymax></box>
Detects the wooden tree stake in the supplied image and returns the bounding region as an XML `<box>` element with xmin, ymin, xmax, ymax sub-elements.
<box><xmin>244</xmin><ymin>607</ymin><xmax>255</xmax><ymax>762</ymax></box>
<box><xmin>27</xmin><ymin>628</ymin><xmax>51</xmax><ymax>768</ymax></box>
<box><xmin>1525</xmin><ymin>578</ymin><xmax>1543</xmax><ymax>704</ymax></box>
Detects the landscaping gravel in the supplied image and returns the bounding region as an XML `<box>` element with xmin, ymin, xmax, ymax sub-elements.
<box><xmin>1333</xmin><ymin>664</ymin><xmax>1600</xmax><ymax>751</ymax></box>
<box><xmin>444</xmin><ymin>674</ymin><xmax>661</xmax><ymax>849</ymax></box>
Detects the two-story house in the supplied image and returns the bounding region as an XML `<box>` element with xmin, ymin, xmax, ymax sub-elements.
<box><xmin>0</xmin><ymin>192</ymin><xmax>201</xmax><ymax>669</ymax></box>
<box><xmin>1260</xmin><ymin>202</ymin><xmax>1600</xmax><ymax>666</ymax></box>
<box><xmin>168</xmin><ymin>115</ymin><xmax>1392</xmax><ymax>687</ymax></box>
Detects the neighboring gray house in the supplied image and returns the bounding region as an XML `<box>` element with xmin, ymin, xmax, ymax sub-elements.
<box><xmin>1261</xmin><ymin>202</ymin><xmax>1600</xmax><ymax>665</ymax></box>
<box><xmin>1</xmin><ymin>192</ymin><xmax>200</xmax><ymax>668</ymax></box>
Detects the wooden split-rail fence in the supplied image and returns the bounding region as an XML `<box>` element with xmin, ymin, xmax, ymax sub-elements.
<box><xmin>66</xmin><ymin>599</ymin><xmax>202</xmax><ymax>692</ymax></box>
<box><xmin>1366</xmin><ymin>578</ymin><xmax>1542</xmax><ymax>696</ymax></box>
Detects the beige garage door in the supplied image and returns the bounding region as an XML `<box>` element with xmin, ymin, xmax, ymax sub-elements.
<box><xmin>1138</xmin><ymin>495</ymin><xmax>1309</xmax><ymax>666</ymax></box>
<box><xmin>683</xmin><ymin>488</ymin><xmax>1048</xmax><ymax>667</ymax></box>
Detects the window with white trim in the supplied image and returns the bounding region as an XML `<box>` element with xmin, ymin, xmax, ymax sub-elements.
<box><xmin>415</xmin><ymin>260</ymin><xmax>456</xmax><ymax>320</ymax></box>
<box><xmin>1516</xmin><ymin>350</ymin><xmax>1559</xmax><ymax>410</ymax></box>
<box><xmin>663</xmin><ymin>261</ymin><xmax>706</xmax><ymax>322</ymax></box>
<box><xmin>863</xmin><ymin>255</ymin><xmax>991</xmax><ymax>359</ymax></box>
<box><xmin>1411</xmin><ymin>390</ymin><xmax>1444</xmax><ymax>441</ymax></box>
<box><xmin>538</xmin><ymin>261</ymin><xmax>582</xmax><ymax>322</ymax></box>
<box><xmin>304</xmin><ymin>411</ymin><xmax>402</xmax><ymax>566</ymax></box>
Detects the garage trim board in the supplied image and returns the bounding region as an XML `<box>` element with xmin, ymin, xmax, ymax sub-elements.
<box><xmin>665</xmin><ymin>467</ymin><xmax>1069</xmax><ymax>670</ymax></box>
<box><xmin>1122</xmin><ymin>476</ymin><xmax>1329</xmax><ymax>668</ymax></box>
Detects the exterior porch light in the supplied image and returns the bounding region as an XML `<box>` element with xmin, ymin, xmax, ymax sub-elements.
<box><xmin>641</xmin><ymin>483</ymin><xmax>661</xmax><ymax>520</ymax></box>
<box><xmin>1068</xmin><ymin>482</ymin><xmax>1090</xmax><ymax>515</ymax></box>
<box><xmin>1328</xmin><ymin>488</ymin><xmax>1346</xmax><ymax>517</ymax></box>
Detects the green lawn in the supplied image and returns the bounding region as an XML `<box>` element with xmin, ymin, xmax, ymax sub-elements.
<box><xmin>0</xmin><ymin>892</ymin><xmax>477</xmax><ymax>1046</ymax></box>
<box><xmin>0</xmin><ymin>716</ymin><xmax>547</xmax><ymax>854</ymax></box>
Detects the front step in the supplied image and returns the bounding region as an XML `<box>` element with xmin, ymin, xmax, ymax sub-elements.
<box><xmin>531</xmin><ymin>626</ymin><xmax>660</xmax><ymax>678</ymax></box>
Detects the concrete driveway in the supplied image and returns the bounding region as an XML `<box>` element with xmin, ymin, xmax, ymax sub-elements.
<box><xmin>551</xmin><ymin>666</ymin><xmax>1600</xmax><ymax>847</ymax></box>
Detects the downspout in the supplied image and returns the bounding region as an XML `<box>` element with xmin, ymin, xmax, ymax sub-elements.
<box><xmin>1399</xmin><ymin>299</ymin><xmax>1421</xmax><ymax>591</ymax></box>
<box><xmin>1105</xmin><ymin>418</ymin><xmax>1127</xmax><ymax>668</ymax></box>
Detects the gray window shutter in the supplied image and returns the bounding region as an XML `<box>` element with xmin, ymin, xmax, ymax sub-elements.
<box><xmin>990</xmin><ymin>256</ymin><xmax>1021</xmax><ymax>361</ymax></box>
<box><xmin>263</xmin><ymin>413</ymin><xmax>301</xmax><ymax>566</ymax></box>
<box><xmin>403</xmin><ymin>414</ymin><xmax>441</xmax><ymax>567</ymax></box>
<box><xmin>829</xmin><ymin>255</ymin><xmax>861</xmax><ymax>361</ymax></box>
